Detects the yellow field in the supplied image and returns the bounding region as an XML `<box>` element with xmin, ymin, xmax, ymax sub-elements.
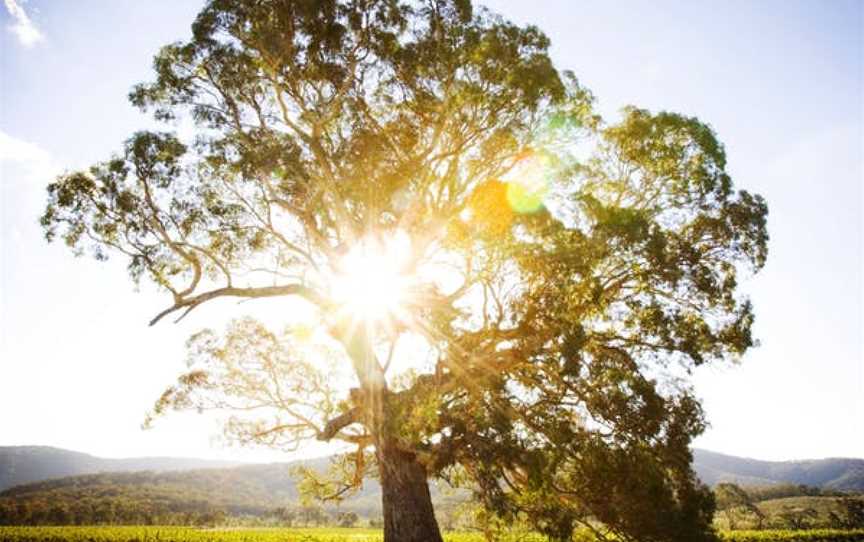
<box><xmin>1</xmin><ymin>526</ymin><xmax>863</xmax><ymax>541</ymax></box>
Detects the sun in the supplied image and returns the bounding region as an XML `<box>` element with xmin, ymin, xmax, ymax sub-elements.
<box><xmin>329</xmin><ymin>231</ymin><xmax>414</xmax><ymax>325</ymax></box>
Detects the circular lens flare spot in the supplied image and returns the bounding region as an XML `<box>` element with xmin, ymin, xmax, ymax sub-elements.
<box><xmin>505</xmin><ymin>149</ymin><xmax>552</xmax><ymax>214</ymax></box>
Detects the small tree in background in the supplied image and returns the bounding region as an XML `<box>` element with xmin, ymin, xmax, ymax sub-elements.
<box><xmin>272</xmin><ymin>506</ymin><xmax>296</xmax><ymax>527</ymax></box>
<box><xmin>776</xmin><ymin>506</ymin><xmax>818</xmax><ymax>530</ymax></box>
<box><xmin>41</xmin><ymin>1</ymin><xmax>768</xmax><ymax>540</ymax></box>
<box><xmin>714</xmin><ymin>483</ymin><xmax>765</xmax><ymax>530</ymax></box>
<box><xmin>829</xmin><ymin>497</ymin><xmax>864</xmax><ymax>529</ymax></box>
<box><xmin>338</xmin><ymin>511</ymin><xmax>360</xmax><ymax>528</ymax></box>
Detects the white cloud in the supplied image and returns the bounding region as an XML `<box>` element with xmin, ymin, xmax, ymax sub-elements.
<box><xmin>3</xmin><ymin>0</ymin><xmax>44</xmax><ymax>47</ymax></box>
<box><xmin>0</xmin><ymin>130</ymin><xmax>57</xmax><ymax>248</ymax></box>
<box><xmin>0</xmin><ymin>129</ymin><xmax>51</xmax><ymax>164</ymax></box>
<box><xmin>0</xmin><ymin>130</ymin><xmax>55</xmax><ymax>184</ymax></box>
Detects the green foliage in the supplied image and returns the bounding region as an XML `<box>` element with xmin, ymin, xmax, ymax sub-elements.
<box><xmin>720</xmin><ymin>530</ymin><xmax>864</xmax><ymax>542</ymax></box>
<box><xmin>758</xmin><ymin>497</ymin><xmax>864</xmax><ymax>531</ymax></box>
<box><xmin>830</xmin><ymin>497</ymin><xmax>864</xmax><ymax>529</ymax></box>
<box><xmin>0</xmin><ymin>464</ymin><xmax>377</xmax><ymax>527</ymax></box>
<box><xmin>40</xmin><ymin>1</ymin><xmax>769</xmax><ymax>541</ymax></box>
<box><xmin>709</xmin><ymin>485</ymin><xmax>864</xmax><ymax>532</ymax></box>
<box><xmin>746</xmin><ymin>486</ymin><xmax>847</xmax><ymax>503</ymax></box>
<box><xmin>715</xmin><ymin>483</ymin><xmax>765</xmax><ymax>530</ymax></box>
<box><xmin>0</xmin><ymin>471</ymin><xmax>269</xmax><ymax>526</ymax></box>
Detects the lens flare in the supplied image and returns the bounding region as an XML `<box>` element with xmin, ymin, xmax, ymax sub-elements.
<box><xmin>505</xmin><ymin>149</ymin><xmax>552</xmax><ymax>214</ymax></box>
<box><xmin>330</xmin><ymin>231</ymin><xmax>413</xmax><ymax>324</ymax></box>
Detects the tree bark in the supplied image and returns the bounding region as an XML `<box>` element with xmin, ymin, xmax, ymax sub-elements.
<box><xmin>336</xmin><ymin>325</ymin><xmax>443</xmax><ymax>541</ymax></box>
<box><xmin>378</xmin><ymin>441</ymin><xmax>444</xmax><ymax>542</ymax></box>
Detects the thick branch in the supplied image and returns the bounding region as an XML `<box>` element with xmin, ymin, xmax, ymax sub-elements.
<box><xmin>317</xmin><ymin>407</ymin><xmax>361</xmax><ymax>441</ymax></box>
<box><xmin>149</xmin><ymin>284</ymin><xmax>327</xmax><ymax>326</ymax></box>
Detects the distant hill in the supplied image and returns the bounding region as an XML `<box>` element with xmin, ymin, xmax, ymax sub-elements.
<box><xmin>4</xmin><ymin>446</ymin><xmax>861</xmax><ymax>493</ymax></box>
<box><xmin>0</xmin><ymin>460</ymin><xmax>387</xmax><ymax>519</ymax></box>
<box><xmin>0</xmin><ymin>446</ymin><xmax>242</xmax><ymax>492</ymax></box>
<box><xmin>0</xmin><ymin>445</ymin><xmax>861</xmax><ymax>524</ymax></box>
<box><xmin>692</xmin><ymin>449</ymin><xmax>864</xmax><ymax>491</ymax></box>
<box><xmin>0</xmin><ymin>450</ymin><xmax>455</xmax><ymax>524</ymax></box>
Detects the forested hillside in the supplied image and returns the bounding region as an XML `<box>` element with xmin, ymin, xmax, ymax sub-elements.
<box><xmin>694</xmin><ymin>450</ymin><xmax>864</xmax><ymax>491</ymax></box>
<box><xmin>1</xmin><ymin>446</ymin><xmax>863</xmax><ymax>528</ymax></box>
<box><xmin>0</xmin><ymin>459</ymin><xmax>386</xmax><ymax>526</ymax></box>
<box><xmin>0</xmin><ymin>447</ymin><xmax>240</xmax><ymax>492</ymax></box>
<box><xmin>5</xmin><ymin>447</ymin><xmax>862</xmax><ymax>496</ymax></box>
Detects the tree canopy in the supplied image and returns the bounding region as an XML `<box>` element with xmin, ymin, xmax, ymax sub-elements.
<box><xmin>41</xmin><ymin>1</ymin><xmax>768</xmax><ymax>541</ymax></box>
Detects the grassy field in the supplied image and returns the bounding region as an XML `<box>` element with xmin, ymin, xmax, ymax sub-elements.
<box><xmin>757</xmin><ymin>496</ymin><xmax>857</xmax><ymax>518</ymax></box>
<box><xmin>710</xmin><ymin>495</ymin><xmax>864</xmax><ymax>531</ymax></box>
<box><xmin>1</xmin><ymin>526</ymin><xmax>864</xmax><ymax>542</ymax></box>
<box><xmin>721</xmin><ymin>531</ymin><xmax>864</xmax><ymax>542</ymax></box>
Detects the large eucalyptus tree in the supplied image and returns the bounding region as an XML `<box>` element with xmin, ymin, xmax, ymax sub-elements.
<box><xmin>41</xmin><ymin>1</ymin><xmax>768</xmax><ymax>540</ymax></box>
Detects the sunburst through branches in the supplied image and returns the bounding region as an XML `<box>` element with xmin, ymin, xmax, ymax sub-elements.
<box><xmin>328</xmin><ymin>231</ymin><xmax>417</xmax><ymax>332</ymax></box>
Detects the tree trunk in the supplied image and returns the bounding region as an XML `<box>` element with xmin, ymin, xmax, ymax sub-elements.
<box><xmin>378</xmin><ymin>442</ymin><xmax>444</xmax><ymax>542</ymax></box>
<box><xmin>339</xmin><ymin>325</ymin><xmax>443</xmax><ymax>541</ymax></box>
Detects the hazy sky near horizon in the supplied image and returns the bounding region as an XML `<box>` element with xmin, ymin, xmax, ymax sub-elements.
<box><xmin>1</xmin><ymin>0</ymin><xmax>862</xmax><ymax>463</ymax></box>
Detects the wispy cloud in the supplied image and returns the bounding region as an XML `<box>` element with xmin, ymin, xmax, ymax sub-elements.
<box><xmin>0</xmin><ymin>130</ymin><xmax>52</xmax><ymax>167</ymax></box>
<box><xmin>3</xmin><ymin>0</ymin><xmax>44</xmax><ymax>47</ymax></box>
<box><xmin>0</xmin><ymin>130</ymin><xmax>57</xmax><ymax>258</ymax></box>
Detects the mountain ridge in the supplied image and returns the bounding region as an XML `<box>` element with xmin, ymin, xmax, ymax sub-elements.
<box><xmin>2</xmin><ymin>445</ymin><xmax>862</xmax><ymax>495</ymax></box>
<box><xmin>691</xmin><ymin>449</ymin><xmax>864</xmax><ymax>490</ymax></box>
<box><xmin>0</xmin><ymin>445</ymin><xmax>861</xmax><ymax>525</ymax></box>
<box><xmin>0</xmin><ymin>445</ymin><xmax>244</xmax><ymax>492</ymax></box>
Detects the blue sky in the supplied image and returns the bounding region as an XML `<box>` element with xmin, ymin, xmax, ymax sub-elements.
<box><xmin>1</xmin><ymin>0</ymin><xmax>862</xmax><ymax>462</ymax></box>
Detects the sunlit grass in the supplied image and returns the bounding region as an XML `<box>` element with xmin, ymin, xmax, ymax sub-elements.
<box><xmin>2</xmin><ymin>526</ymin><xmax>864</xmax><ymax>542</ymax></box>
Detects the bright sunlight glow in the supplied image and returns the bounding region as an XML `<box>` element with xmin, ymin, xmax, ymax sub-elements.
<box><xmin>330</xmin><ymin>231</ymin><xmax>414</xmax><ymax>324</ymax></box>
